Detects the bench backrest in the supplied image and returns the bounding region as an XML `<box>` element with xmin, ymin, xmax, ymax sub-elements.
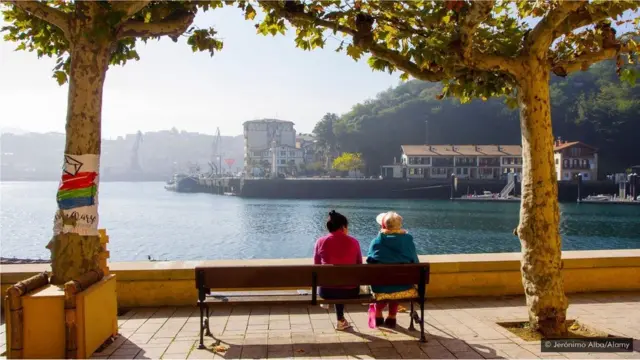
<box><xmin>195</xmin><ymin>263</ymin><xmax>430</xmax><ymax>290</ymax></box>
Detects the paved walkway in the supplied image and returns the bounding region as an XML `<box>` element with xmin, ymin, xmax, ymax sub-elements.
<box><xmin>4</xmin><ymin>292</ymin><xmax>639</xmax><ymax>359</ymax></box>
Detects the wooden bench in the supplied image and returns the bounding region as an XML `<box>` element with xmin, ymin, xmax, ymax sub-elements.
<box><xmin>195</xmin><ymin>263</ymin><xmax>430</xmax><ymax>349</ymax></box>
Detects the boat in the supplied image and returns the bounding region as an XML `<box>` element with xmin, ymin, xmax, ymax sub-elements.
<box><xmin>454</xmin><ymin>190</ymin><xmax>520</xmax><ymax>202</ymax></box>
<box><xmin>582</xmin><ymin>194</ymin><xmax>612</xmax><ymax>202</ymax></box>
<box><xmin>165</xmin><ymin>173</ymin><xmax>200</xmax><ymax>193</ymax></box>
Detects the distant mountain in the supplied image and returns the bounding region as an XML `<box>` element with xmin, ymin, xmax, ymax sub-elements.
<box><xmin>0</xmin><ymin>127</ymin><xmax>29</xmax><ymax>135</ymax></box>
<box><xmin>0</xmin><ymin>129</ymin><xmax>244</xmax><ymax>181</ymax></box>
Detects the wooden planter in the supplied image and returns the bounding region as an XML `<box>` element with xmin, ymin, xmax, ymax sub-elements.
<box><xmin>4</xmin><ymin>229</ymin><xmax>116</xmax><ymax>359</ymax></box>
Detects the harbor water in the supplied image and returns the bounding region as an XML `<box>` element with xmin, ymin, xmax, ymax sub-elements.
<box><xmin>1</xmin><ymin>181</ymin><xmax>639</xmax><ymax>262</ymax></box>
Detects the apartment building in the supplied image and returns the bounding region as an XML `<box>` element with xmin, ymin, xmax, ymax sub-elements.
<box><xmin>243</xmin><ymin>119</ymin><xmax>302</xmax><ymax>176</ymax></box>
<box><xmin>382</xmin><ymin>144</ymin><xmax>522</xmax><ymax>180</ymax></box>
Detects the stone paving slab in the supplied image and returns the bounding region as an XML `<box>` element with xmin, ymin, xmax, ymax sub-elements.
<box><xmin>4</xmin><ymin>292</ymin><xmax>640</xmax><ymax>359</ymax></box>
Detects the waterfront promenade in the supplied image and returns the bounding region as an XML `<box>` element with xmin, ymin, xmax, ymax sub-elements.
<box><xmin>66</xmin><ymin>292</ymin><xmax>640</xmax><ymax>359</ymax></box>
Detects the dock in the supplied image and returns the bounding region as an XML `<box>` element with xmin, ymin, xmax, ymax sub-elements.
<box><xmin>453</xmin><ymin>197</ymin><xmax>520</xmax><ymax>202</ymax></box>
<box><xmin>578</xmin><ymin>199</ymin><xmax>640</xmax><ymax>205</ymax></box>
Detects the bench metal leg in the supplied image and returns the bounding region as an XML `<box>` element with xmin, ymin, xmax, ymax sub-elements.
<box><xmin>419</xmin><ymin>300</ymin><xmax>426</xmax><ymax>343</ymax></box>
<box><xmin>205</xmin><ymin>305</ymin><xmax>212</xmax><ymax>337</ymax></box>
<box><xmin>408</xmin><ymin>302</ymin><xmax>415</xmax><ymax>331</ymax></box>
<box><xmin>199</xmin><ymin>302</ymin><xmax>206</xmax><ymax>349</ymax></box>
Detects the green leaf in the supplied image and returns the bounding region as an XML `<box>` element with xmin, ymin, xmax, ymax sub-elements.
<box><xmin>53</xmin><ymin>70</ymin><xmax>67</xmax><ymax>85</ymax></box>
<box><xmin>245</xmin><ymin>4</ymin><xmax>256</xmax><ymax>20</ymax></box>
<box><xmin>442</xmin><ymin>15</ymin><xmax>450</xmax><ymax>24</ymax></box>
<box><xmin>346</xmin><ymin>44</ymin><xmax>363</xmax><ymax>61</ymax></box>
<box><xmin>620</xmin><ymin>68</ymin><xmax>637</xmax><ymax>85</ymax></box>
<box><xmin>400</xmin><ymin>72</ymin><xmax>409</xmax><ymax>81</ymax></box>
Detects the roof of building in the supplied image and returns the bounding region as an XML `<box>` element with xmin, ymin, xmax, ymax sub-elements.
<box><xmin>401</xmin><ymin>144</ymin><xmax>522</xmax><ymax>156</ymax></box>
<box><xmin>243</xmin><ymin>119</ymin><xmax>294</xmax><ymax>125</ymax></box>
<box><xmin>553</xmin><ymin>141</ymin><xmax>597</xmax><ymax>152</ymax></box>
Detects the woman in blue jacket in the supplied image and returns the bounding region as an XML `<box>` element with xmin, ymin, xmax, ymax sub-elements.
<box><xmin>366</xmin><ymin>211</ymin><xmax>420</xmax><ymax>328</ymax></box>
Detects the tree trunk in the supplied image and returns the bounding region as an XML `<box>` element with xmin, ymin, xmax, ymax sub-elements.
<box><xmin>516</xmin><ymin>58</ymin><xmax>568</xmax><ymax>337</ymax></box>
<box><xmin>47</xmin><ymin>38</ymin><xmax>111</xmax><ymax>285</ymax></box>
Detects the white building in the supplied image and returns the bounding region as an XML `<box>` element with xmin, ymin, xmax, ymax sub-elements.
<box><xmin>243</xmin><ymin>119</ymin><xmax>302</xmax><ymax>176</ymax></box>
<box><xmin>382</xmin><ymin>144</ymin><xmax>523</xmax><ymax>180</ymax></box>
<box><xmin>553</xmin><ymin>139</ymin><xmax>598</xmax><ymax>181</ymax></box>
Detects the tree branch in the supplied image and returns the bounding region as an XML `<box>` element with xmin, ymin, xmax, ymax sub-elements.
<box><xmin>117</xmin><ymin>10</ymin><xmax>195</xmax><ymax>40</ymax></box>
<box><xmin>277</xmin><ymin>6</ymin><xmax>447</xmax><ymax>81</ymax></box>
<box><xmin>459</xmin><ymin>0</ymin><xmax>494</xmax><ymax>62</ymax></box>
<box><xmin>3</xmin><ymin>0</ymin><xmax>70</xmax><ymax>37</ymax></box>
<box><xmin>525</xmin><ymin>1</ymin><xmax>583</xmax><ymax>55</ymax></box>
<box><xmin>456</xmin><ymin>0</ymin><xmax>519</xmax><ymax>74</ymax></box>
<box><xmin>109</xmin><ymin>0</ymin><xmax>151</xmax><ymax>24</ymax></box>
<box><xmin>560</xmin><ymin>2</ymin><xmax>639</xmax><ymax>37</ymax></box>
<box><xmin>551</xmin><ymin>42</ymin><xmax>632</xmax><ymax>76</ymax></box>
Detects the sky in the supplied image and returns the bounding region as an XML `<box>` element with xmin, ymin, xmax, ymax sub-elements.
<box><xmin>0</xmin><ymin>6</ymin><xmax>400</xmax><ymax>139</ymax></box>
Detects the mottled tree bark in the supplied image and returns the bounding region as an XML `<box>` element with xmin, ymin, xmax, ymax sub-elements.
<box><xmin>48</xmin><ymin>7</ymin><xmax>112</xmax><ymax>285</ymax></box>
<box><xmin>516</xmin><ymin>57</ymin><xmax>568</xmax><ymax>337</ymax></box>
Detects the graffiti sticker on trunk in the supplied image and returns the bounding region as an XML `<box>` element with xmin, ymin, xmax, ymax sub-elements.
<box><xmin>54</xmin><ymin>154</ymin><xmax>100</xmax><ymax>236</ymax></box>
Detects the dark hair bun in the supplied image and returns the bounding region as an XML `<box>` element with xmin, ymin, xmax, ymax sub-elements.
<box><xmin>326</xmin><ymin>210</ymin><xmax>348</xmax><ymax>232</ymax></box>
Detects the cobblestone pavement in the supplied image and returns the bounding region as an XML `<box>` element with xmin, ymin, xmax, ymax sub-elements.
<box><xmin>4</xmin><ymin>292</ymin><xmax>638</xmax><ymax>359</ymax></box>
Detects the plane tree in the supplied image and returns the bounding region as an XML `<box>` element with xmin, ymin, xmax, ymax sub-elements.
<box><xmin>0</xmin><ymin>0</ymin><xmax>240</xmax><ymax>284</ymax></box>
<box><xmin>253</xmin><ymin>0</ymin><xmax>640</xmax><ymax>336</ymax></box>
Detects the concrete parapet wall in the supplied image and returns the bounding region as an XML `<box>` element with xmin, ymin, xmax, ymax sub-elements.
<box><xmin>2</xmin><ymin>250</ymin><xmax>639</xmax><ymax>308</ymax></box>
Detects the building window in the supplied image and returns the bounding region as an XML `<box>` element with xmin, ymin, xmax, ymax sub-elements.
<box><xmin>279</xmin><ymin>159</ymin><xmax>286</xmax><ymax>165</ymax></box>
<box><xmin>463</xmin><ymin>168</ymin><xmax>468</xmax><ymax>175</ymax></box>
<box><xmin>563</xmin><ymin>159</ymin><xmax>569</xmax><ymax>168</ymax></box>
<box><xmin>289</xmin><ymin>151</ymin><xmax>296</xmax><ymax>157</ymax></box>
<box><xmin>555</xmin><ymin>158</ymin><xmax>559</xmax><ymax>164</ymax></box>
<box><xmin>280</xmin><ymin>151</ymin><xmax>286</xmax><ymax>156</ymax></box>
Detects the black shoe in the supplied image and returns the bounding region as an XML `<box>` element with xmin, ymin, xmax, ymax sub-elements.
<box><xmin>375</xmin><ymin>317</ymin><xmax>384</xmax><ymax>327</ymax></box>
<box><xmin>384</xmin><ymin>318</ymin><xmax>397</xmax><ymax>329</ymax></box>
<box><xmin>412</xmin><ymin>311</ymin><xmax>423</xmax><ymax>324</ymax></box>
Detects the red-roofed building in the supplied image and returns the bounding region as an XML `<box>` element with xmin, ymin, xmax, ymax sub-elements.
<box><xmin>553</xmin><ymin>138</ymin><xmax>598</xmax><ymax>181</ymax></box>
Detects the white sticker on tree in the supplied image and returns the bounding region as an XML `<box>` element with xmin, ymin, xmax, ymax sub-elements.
<box><xmin>53</xmin><ymin>154</ymin><xmax>100</xmax><ymax>236</ymax></box>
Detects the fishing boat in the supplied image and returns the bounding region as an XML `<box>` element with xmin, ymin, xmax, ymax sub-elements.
<box><xmin>165</xmin><ymin>173</ymin><xmax>200</xmax><ymax>193</ymax></box>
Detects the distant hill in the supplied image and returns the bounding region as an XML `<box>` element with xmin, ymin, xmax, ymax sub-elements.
<box><xmin>0</xmin><ymin>129</ymin><xmax>244</xmax><ymax>181</ymax></box>
<box><xmin>325</xmin><ymin>60</ymin><xmax>639</xmax><ymax>176</ymax></box>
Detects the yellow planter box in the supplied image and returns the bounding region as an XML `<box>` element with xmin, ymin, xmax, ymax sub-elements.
<box><xmin>4</xmin><ymin>274</ymin><xmax>117</xmax><ymax>359</ymax></box>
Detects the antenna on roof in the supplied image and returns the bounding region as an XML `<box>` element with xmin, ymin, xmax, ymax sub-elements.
<box><xmin>424</xmin><ymin>119</ymin><xmax>429</xmax><ymax>145</ymax></box>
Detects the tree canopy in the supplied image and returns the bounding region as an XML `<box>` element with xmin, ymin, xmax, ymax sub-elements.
<box><xmin>255</xmin><ymin>1</ymin><xmax>639</xmax><ymax>102</ymax></box>
<box><xmin>0</xmin><ymin>1</ymin><xmax>238</xmax><ymax>84</ymax></box>
<box><xmin>332</xmin><ymin>152</ymin><xmax>364</xmax><ymax>173</ymax></box>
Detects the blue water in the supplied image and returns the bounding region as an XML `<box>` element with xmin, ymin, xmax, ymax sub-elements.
<box><xmin>1</xmin><ymin>182</ymin><xmax>638</xmax><ymax>261</ymax></box>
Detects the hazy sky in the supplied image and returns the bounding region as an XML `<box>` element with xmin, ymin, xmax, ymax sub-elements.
<box><xmin>0</xmin><ymin>6</ymin><xmax>400</xmax><ymax>138</ymax></box>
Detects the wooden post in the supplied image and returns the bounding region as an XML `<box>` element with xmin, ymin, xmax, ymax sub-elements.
<box><xmin>63</xmin><ymin>269</ymin><xmax>104</xmax><ymax>359</ymax></box>
<box><xmin>98</xmin><ymin>229</ymin><xmax>110</xmax><ymax>275</ymax></box>
<box><xmin>5</xmin><ymin>273</ymin><xmax>49</xmax><ymax>359</ymax></box>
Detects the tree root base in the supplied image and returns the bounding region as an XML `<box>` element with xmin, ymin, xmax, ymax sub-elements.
<box><xmin>498</xmin><ymin>320</ymin><xmax>614</xmax><ymax>341</ymax></box>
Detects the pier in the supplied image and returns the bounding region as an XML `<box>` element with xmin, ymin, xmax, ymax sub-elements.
<box><xmin>196</xmin><ymin>177</ymin><xmax>242</xmax><ymax>195</ymax></box>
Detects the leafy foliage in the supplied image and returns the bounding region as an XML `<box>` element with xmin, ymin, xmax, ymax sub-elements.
<box><xmin>1</xmin><ymin>1</ymin><xmax>229</xmax><ymax>84</ymax></box>
<box><xmin>312</xmin><ymin>113</ymin><xmax>340</xmax><ymax>170</ymax></box>
<box><xmin>332</xmin><ymin>152</ymin><xmax>364</xmax><ymax>173</ymax></box>
<box><xmin>253</xmin><ymin>1</ymin><xmax>639</xmax><ymax>103</ymax></box>
<box><xmin>327</xmin><ymin>60</ymin><xmax>639</xmax><ymax>176</ymax></box>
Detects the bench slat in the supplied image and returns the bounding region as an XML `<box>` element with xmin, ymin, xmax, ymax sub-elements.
<box><xmin>204</xmin><ymin>294</ymin><xmax>312</xmax><ymax>305</ymax></box>
<box><xmin>196</xmin><ymin>264</ymin><xmax>430</xmax><ymax>289</ymax></box>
